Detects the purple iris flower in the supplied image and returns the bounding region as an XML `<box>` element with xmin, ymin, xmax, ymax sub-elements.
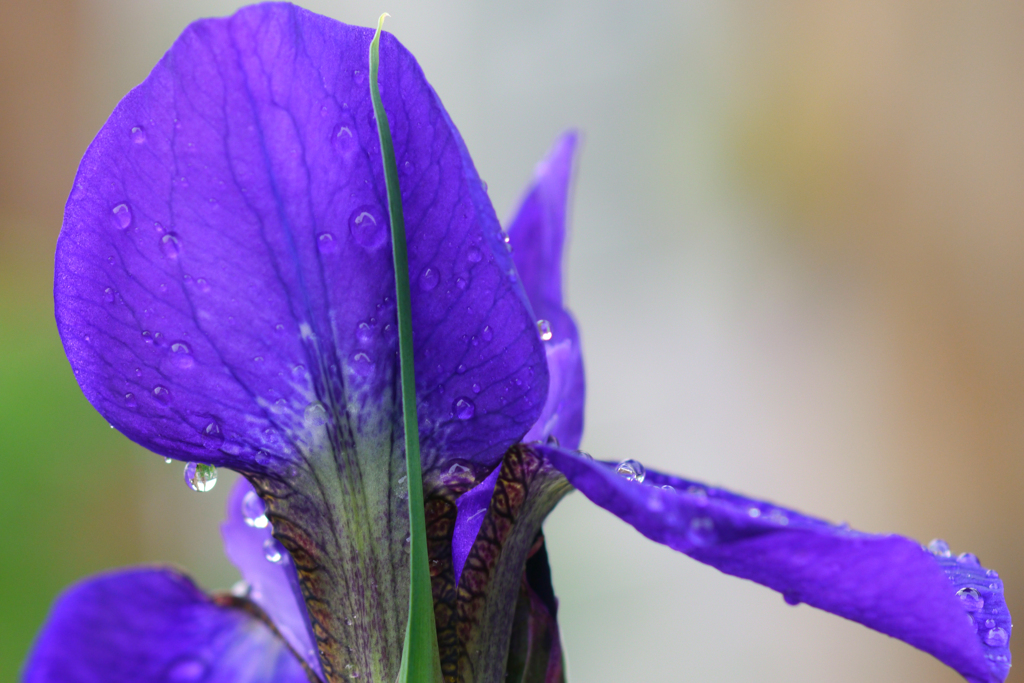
<box><xmin>23</xmin><ymin>4</ymin><xmax>1011</xmax><ymax>683</ymax></box>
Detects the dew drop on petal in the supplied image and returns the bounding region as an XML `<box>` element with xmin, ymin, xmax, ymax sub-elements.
<box><xmin>201</xmin><ymin>421</ymin><xmax>223</xmax><ymax>449</ymax></box>
<box><xmin>454</xmin><ymin>397</ymin><xmax>475</xmax><ymax>420</ymax></box>
<box><xmin>481</xmin><ymin>326</ymin><xmax>493</xmax><ymax>342</ymax></box>
<box><xmin>956</xmin><ymin>587</ymin><xmax>984</xmax><ymax>612</ymax></box>
<box><xmin>317</xmin><ymin>232</ymin><xmax>337</xmax><ymax>253</ymax></box>
<box><xmin>927</xmin><ymin>538</ymin><xmax>952</xmax><ymax>557</ymax></box>
<box><xmin>467</xmin><ymin>246</ymin><xmax>482</xmax><ymax>263</ymax></box>
<box><xmin>124</xmin><ymin>392</ymin><xmax>137</xmax><ymax>408</ymax></box>
<box><xmin>985</xmin><ymin>627</ymin><xmax>1008</xmax><ymax>647</ymax></box>
<box><xmin>687</xmin><ymin>516</ymin><xmax>717</xmax><ymax>546</ymax></box>
<box><xmin>986</xmin><ymin>569</ymin><xmax>1000</xmax><ymax>578</ymax></box>
<box><xmin>783</xmin><ymin>592</ymin><xmax>801</xmax><ymax>606</ymax></box>
<box><xmin>349</xmin><ymin>206</ymin><xmax>386</xmax><ymax>249</ymax></box>
<box><xmin>747</xmin><ymin>507</ymin><xmax>762</xmax><ymax>518</ymax></box>
<box><xmin>471</xmin><ymin>382</ymin><xmax>481</xmax><ymax>394</ymax></box>
<box><xmin>111</xmin><ymin>203</ymin><xmax>132</xmax><ymax>230</ymax></box>
<box><xmin>104</xmin><ymin>287</ymin><xmax>116</xmax><ymax>303</ymax></box>
<box><xmin>242</xmin><ymin>491</ymin><xmax>269</xmax><ymax>528</ymax></box>
<box><xmin>615</xmin><ymin>458</ymin><xmax>646</xmax><ymax>483</ymax></box>
<box><xmin>184</xmin><ymin>462</ymin><xmax>217</xmax><ymax>492</ymax></box>
<box><xmin>349</xmin><ymin>351</ymin><xmax>375</xmax><ymax>376</ymax></box>
<box><xmin>536</xmin><ymin>319</ymin><xmax>553</xmax><ymax>341</ymax></box>
<box><xmin>130</xmin><ymin>126</ymin><xmax>146</xmax><ymax>144</ymax></box>
<box><xmin>304</xmin><ymin>402</ymin><xmax>329</xmax><ymax>428</ymax></box>
<box><xmin>169</xmin><ymin>342</ymin><xmax>195</xmax><ymax>370</ymax></box>
<box><xmin>263</xmin><ymin>538</ymin><xmax>284</xmax><ymax>563</ymax></box>
<box><xmin>164</xmin><ymin>657</ymin><xmax>208</xmax><ymax>682</ymax></box>
<box><xmin>419</xmin><ymin>266</ymin><xmax>440</xmax><ymax>291</ymax></box>
<box><xmin>153</xmin><ymin>385</ymin><xmax>172</xmax><ymax>404</ymax></box>
<box><xmin>161</xmin><ymin>233</ymin><xmax>181</xmax><ymax>259</ymax></box>
<box><xmin>196</xmin><ymin>278</ymin><xmax>210</xmax><ymax>292</ymax></box>
<box><xmin>957</xmin><ymin>552</ymin><xmax>981</xmax><ymax>566</ymax></box>
<box><xmin>577</xmin><ymin>451</ymin><xmax>593</xmax><ymax>461</ymax></box>
<box><xmin>661</xmin><ymin>484</ymin><xmax>676</xmax><ymax>493</ymax></box>
<box><xmin>356</xmin><ymin>321</ymin><xmax>375</xmax><ymax>344</ymax></box>
<box><xmin>456</xmin><ymin>364</ymin><xmax>467</xmax><ymax>374</ymax></box>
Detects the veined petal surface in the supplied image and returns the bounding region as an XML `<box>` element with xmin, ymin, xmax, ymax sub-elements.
<box><xmin>55</xmin><ymin>2</ymin><xmax>547</xmax><ymax>475</ymax></box>
<box><xmin>221</xmin><ymin>477</ymin><xmax>322</xmax><ymax>677</ymax></box>
<box><xmin>507</xmin><ymin>132</ymin><xmax>584</xmax><ymax>450</ymax></box>
<box><xmin>543</xmin><ymin>446</ymin><xmax>1011</xmax><ymax>683</ymax></box>
<box><xmin>23</xmin><ymin>567</ymin><xmax>311</xmax><ymax>683</ymax></box>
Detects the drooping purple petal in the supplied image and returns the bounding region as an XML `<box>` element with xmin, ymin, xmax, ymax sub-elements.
<box><xmin>23</xmin><ymin>567</ymin><xmax>311</xmax><ymax>683</ymax></box>
<box><xmin>452</xmin><ymin>463</ymin><xmax>503</xmax><ymax>586</ymax></box>
<box><xmin>55</xmin><ymin>3</ymin><xmax>547</xmax><ymax>474</ymax></box>
<box><xmin>221</xmin><ymin>477</ymin><xmax>321</xmax><ymax>678</ymax></box>
<box><xmin>543</xmin><ymin>446</ymin><xmax>1011</xmax><ymax>683</ymax></box>
<box><xmin>507</xmin><ymin>132</ymin><xmax>585</xmax><ymax>450</ymax></box>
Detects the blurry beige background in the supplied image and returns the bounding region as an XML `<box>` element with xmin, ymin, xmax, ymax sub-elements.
<box><xmin>2</xmin><ymin>1</ymin><xmax>1022</xmax><ymax>681</ymax></box>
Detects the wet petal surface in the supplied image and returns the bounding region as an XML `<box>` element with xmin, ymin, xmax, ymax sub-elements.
<box><xmin>543</xmin><ymin>446</ymin><xmax>1011</xmax><ymax>683</ymax></box>
<box><xmin>55</xmin><ymin>3</ymin><xmax>547</xmax><ymax>475</ymax></box>
<box><xmin>221</xmin><ymin>477</ymin><xmax>321</xmax><ymax>677</ymax></box>
<box><xmin>507</xmin><ymin>132</ymin><xmax>585</xmax><ymax>450</ymax></box>
<box><xmin>23</xmin><ymin>567</ymin><xmax>311</xmax><ymax>683</ymax></box>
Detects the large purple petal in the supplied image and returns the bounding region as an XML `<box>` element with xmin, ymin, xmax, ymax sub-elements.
<box><xmin>221</xmin><ymin>477</ymin><xmax>321</xmax><ymax>678</ymax></box>
<box><xmin>543</xmin><ymin>446</ymin><xmax>1011</xmax><ymax>683</ymax></box>
<box><xmin>507</xmin><ymin>132</ymin><xmax>584</xmax><ymax>450</ymax></box>
<box><xmin>23</xmin><ymin>567</ymin><xmax>311</xmax><ymax>683</ymax></box>
<box><xmin>55</xmin><ymin>3</ymin><xmax>547</xmax><ymax>474</ymax></box>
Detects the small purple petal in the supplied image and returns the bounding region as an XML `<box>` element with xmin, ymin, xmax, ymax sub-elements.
<box><xmin>543</xmin><ymin>446</ymin><xmax>1011</xmax><ymax>683</ymax></box>
<box><xmin>508</xmin><ymin>132</ymin><xmax>585</xmax><ymax>449</ymax></box>
<box><xmin>23</xmin><ymin>567</ymin><xmax>309</xmax><ymax>683</ymax></box>
<box><xmin>55</xmin><ymin>3</ymin><xmax>547</xmax><ymax>473</ymax></box>
<box><xmin>452</xmin><ymin>463</ymin><xmax>503</xmax><ymax>586</ymax></box>
<box><xmin>221</xmin><ymin>478</ymin><xmax>321</xmax><ymax>678</ymax></box>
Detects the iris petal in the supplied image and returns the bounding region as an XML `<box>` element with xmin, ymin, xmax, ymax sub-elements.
<box><xmin>23</xmin><ymin>567</ymin><xmax>311</xmax><ymax>683</ymax></box>
<box><xmin>54</xmin><ymin>3</ymin><xmax>547</xmax><ymax>474</ymax></box>
<box><xmin>221</xmin><ymin>477</ymin><xmax>322</xmax><ymax>678</ymax></box>
<box><xmin>507</xmin><ymin>132</ymin><xmax>585</xmax><ymax>450</ymax></box>
<box><xmin>543</xmin><ymin>446</ymin><xmax>1011</xmax><ymax>683</ymax></box>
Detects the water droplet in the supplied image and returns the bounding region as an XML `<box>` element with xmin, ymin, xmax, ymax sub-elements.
<box><xmin>201</xmin><ymin>421</ymin><xmax>223</xmax><ymax>449</ymax></box>
<box><xmin>456</xmin><ymin>364</ymin><xmax>467</xmax><ymax>374</ymax></box>
<box><xmin>353</xmin><ymin>69</ymin><xmax>366</xmax><ymax>85</ymax></box>
<box><xmin>956</xmin><ymin>587</ymin><xmax>984</xmax><ymax>612</ymax></box>
<box><xmin>124</xmin><ymin>392</ymin><xmax>137</xmax><ymax>408</ymax></box>
<box><xmin>454</xmin><ymin>397</ymin><xmax>475</xmax><ymax>420</ymax></box>
<box><xmin>986</xmin><ymin>619</ymin><xmax>996</xmax><ymax>629</ymax></box>
<box><xmin>927</xmin><ymin>539</ymin><xmax>952</xmax><ymax>557</ymax></box>
<box><xmin>686</xmin><ymin>486</ymin><xmax>707</xmax><ymax>500</ymax></box>
<box><xmin>456</xmin><ymin>277</ymin><xmax>468</xmax><ymax>290</ymax></box>
<box><xmin>957</xmin><ymin>552</ymin><xmax>981</xmax><ymax>565</ymax></box>
<box><xmin>104</xmin><ymin>287</ymin><xmax>116</xmax><ymax>303</ymax></box>
<box><xmin>349</xmin><ymin>206</ymin><xmax>386</xmax><ymax>249</ymax></box>
<box><xmin>161</xmin><ymin>233</ymin><xmax>181</xmax><ymax>259</ymax></box>
<box><xmin>195</xmin><ymin>278</ymin><xmax>210</xmax><ymax>292</ymax></box>
<box><xmin>263</xmin><ymin>538</ymin><xmax>284</xmax><ymax>563</ymax></box>
<box><xmin>470</xmin><ymin>383</ymin><xmax>482</xmax><ymax>395</ymax></box>
<box><xmin>184</xmin><ymin>462</ymin><xmax>217</xmax><ymax>492</ymax></box>
<box><xmin>356</xmin><ymin>321</ymin><xmax>375</xmax><ymax>344</ymax></box>
<box><xmin>402</xmin><ymin>160</ymin><xmax>415</xmax><ymax>175</ymax></box>
<box><xmin>660</xmin><ymin>484</ymin><xmax>676</xmax><ymax>493</ymax></box>
<box><xmin>986</xmin><ymin>569</ymin><xmax>1000</xmax><ymax>578</ymax></box>
<box><xmin>985</xmin><ymin>627</ymin><xmax>1008</xmax><ymax>647</ymax></box>
<box><xmin>230</xmin><ymin>580</ymin><xmax>251</xmax><ymax>598</ymax></box>
<box><xmin>349</xmin><ymin>351</ymin><xmax>375</xmax><ymax>376</ymax></box>
<box><xmin>396</xmin><ymin>475</ymin><xmax>409</xmax><ymax>500</ymax></box>
<box><xmin>130</xmin><ymin>126</ymin><xmax>146</xmax><ymax>144</ymax></box>
<box><xmin>112</xmin><ymin>203</ymin><xmax>132</xmax><ymax>230</ymax></box>
<box><xmin>765</xmin><ymin>509</ymin><xmax>790</xmax><ymax>525</ymax></box>
<box><xmin>419</xmin><ymin>267</ymin><xmax>440</xmax><ymax>291</ymax></box>
<box><xmin>169</xmin><ymin>342</ymin><xmax>195</xmax><ymax>369</ymax></box>
<box><xmin>481</xmin><ymin>326</ymin><xmax>493</xmax><ymax>342</ymax></box>
<box><xmin>164</xmin><ymin>657</ymin><xmax>208</xmax><ymax>682</ymax></box>
<box><xmin>783</xmin><ymin>592</ymin><xmax>801</xmax><ymax>606</ymax></box>
<box><xmin>537</xmin><ymin>319</ymin><xmax>553</xmax><ymax>341</ymax></box>
<box><xmin>481</xmin><ymin>180</ymin><xmax>489</xmax><ymax>193</ymax></box>
<box><xmin>615</xmin><ymin>459</ymin><xmax>646</xmax><ymax>483</ymax></box>
<box><xmin>164</xmin><ymin>457</ymin><xmax>172</xmax><ymax>464</ymax></box>
<box><xmin>304</xmin><ymin>402</ymin><xmax>329</xmax><ymax>427</ymax></box>
<box><xmin>242</xmin><ymin>491</ymin><xmax>268</xmax><ymax>528</ymax></box>
<box><xmin>577</xmin><ymin>451</ymin><xmax>593</xmax><ymax>461</ymax></box>
<box><xmin>153</xmin><ymin>385</ymin><xmax>172</xmax><ymax>404</ymax></box>
<box><xmin>403</xmin><ymin>534</ymin><xmax>411</xmax><ymax>552</ymax></box>
<box><xmin>317</xmin><ymin>232</ymin><xmax>337</xmax><ymax>253</ymax></box>
<box><xmin>467</xmin><ymin>246</ymin><xmax>482</xmax><ymax>263</ymax></box>
<box><xmin>688</xmin><ymin>516</ymin><xmax>717</xmax><ymax>546</ymax></box>
<box><xmin>747</xmin><ymin>507</ymin><xmax>762</xmax><ymax>518</ymax></box>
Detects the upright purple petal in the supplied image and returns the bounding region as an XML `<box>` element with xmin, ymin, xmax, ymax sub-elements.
<box><xmin>452</xmin><ymin>463</ymin><xmax>503</xmax><ymax>586</ymax></box>
<box><xmin>55</xmin><ymin>3</ymin><xmax>547</xmax><ymax>474</ymax></box>
<box><xmin>221</xmin><ymin>478</ymin><xmax>321</xmax><ymax>678</ymax></box>
<box><xmin>23</xmin><ymin>567</ymin><xmax>312</xmax><ymax>683</ymax></box>
<box><xmin>507</xmin><ymin>132</ymin><xmax>585</xmax><ymax>450</ymax></box>
<box><xmin>543</xmin><ymin>446</ymin><xmax>1011</xmax><ymax>683</ymax></box>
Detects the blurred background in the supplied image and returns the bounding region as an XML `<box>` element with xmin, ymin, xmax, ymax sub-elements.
<box><xmin>2</xmin><ymin>1</ymin><xmax>1023</xmax><ymax>681</ymax></box>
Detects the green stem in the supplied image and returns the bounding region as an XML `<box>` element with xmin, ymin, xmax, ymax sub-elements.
<box><xmin>369</xmin><ymin>15</ymin><xmax>444</xmax><ymax>683</ymax></box>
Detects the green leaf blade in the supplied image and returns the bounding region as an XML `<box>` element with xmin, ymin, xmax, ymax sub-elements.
<box><xmin>369</xmin><ymin>15</ymin><xmax>444</xmax><ymax>683</ymax></box>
